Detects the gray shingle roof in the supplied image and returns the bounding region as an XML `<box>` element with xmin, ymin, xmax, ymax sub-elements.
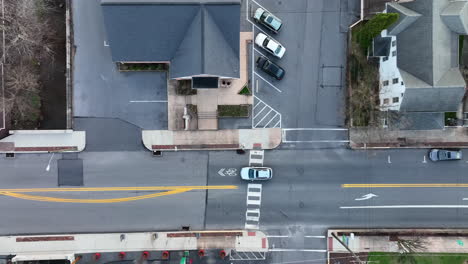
<box><xmin>441</xmin><ymin>1</ymin><xmax>468</xmax><ymax>35</ymax></box>
<box><xmin>101</xmin><ymin>0</ymin><xmax>240</xmax><ymax>79</ymax></box>
<box><xmin>385</xmin><ymin>0</ymin><xmax>467</xmax><ymax>112</ymax></box>
<box><xmin>386</xmin><ymin>2</ymin><xmax>421</xmax><ymax>36</ymax></box>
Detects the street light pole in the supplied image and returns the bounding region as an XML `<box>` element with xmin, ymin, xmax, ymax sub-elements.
<box><xmin>45</xmin><ymin>152</ymin><xmax>55</xmax><ymax>172</ymax></box>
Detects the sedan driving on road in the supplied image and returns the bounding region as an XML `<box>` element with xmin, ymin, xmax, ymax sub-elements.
<box><xmin>428</xmin><ymin>149</ymin><xmax>462</xmax><ymax>161</ymax></box>
<box><xmin>253</xmin><ymin>8</ymin><xmax>283</xmax><ymax>33</ymax></box>
<box><xmin>255</xmin><ymin>33</ymin><xmax>286</xmax><ymax>59</ymax></box>
<box><xmin>240</xmin><ymin>167</ymin><xmax>273</xmax><ymax>181</ymax></box>
<box><xmin>256</xmin><ymin>56</ymin><xmax>285</xmax><ymax>80</ymax></box>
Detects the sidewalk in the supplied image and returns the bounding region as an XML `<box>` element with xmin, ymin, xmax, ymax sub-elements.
<box><xmin>328</xmin><ymin>229</ymin><xmax>468</xmax><ymax>259</ymax></box>
<box><xmin>0</xmin><ymin>130</ymin><xmax>85</xmax><ymax>153</ymax></box>
<box><xmin>0</xmin><ymin>230</ymin><xmax>268</xmax><ymax>263</ymax></box>
<box><xmin>350</xmin><ymin>127</ymin><xmax>468</xmax><ymax>149</ymax></box>
<box><xmin>142</xmin><ymin>128</ymin><xmax>281</xmax><ymax>151</ymax></box>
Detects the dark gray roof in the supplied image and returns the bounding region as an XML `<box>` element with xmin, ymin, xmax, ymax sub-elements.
<box><xmin>385</xmin><ymin>0</ymin><xmax>467</xmax><ymax>112</ymax></box>
<box><xmin>372</xmin><ymin>36</ymin><xmax>391</xmax><ymax>57</ymax></box>
<box><xmin>388</xmin><ymin>111</ymin><xmax>444</xmax><ymax>130</ymax></box>
<box><xmin>387</xmin><ymin>3</ymin><xmax>421</xmax><ymax>36</ymax></box>
<box><xmin>101</xmin><ymin>1</ymin><xmax>240</xmax><ymax>78</ymax></box>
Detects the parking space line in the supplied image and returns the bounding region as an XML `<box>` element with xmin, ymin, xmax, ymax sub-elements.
<box><xmin>253</xmin><ymin>47</ymin><xmax>271</xmax><ymax>60</ymax></box>
<box><xmin>263</xmin><ymin>113</ymin><xmax>278</xmax><ymax>128</ymax></box>
<box><xmin>256</xmin><ymin>109</ymin><xmax>273</xmax><ymax>124</ymax></box>
<box><xmin>253</xmin><ymin>96</ymin><xmax>281</xmax><ymax>128</ymax></box>
<box><xmin>254</xmin><ymin>105</ymin><xmax>268</xmax><ymax>119</ymax></box>
<box><xmin>254</xmin><ymin>72</ymin><xmax>282</xmax><ymax>93</ymax></box>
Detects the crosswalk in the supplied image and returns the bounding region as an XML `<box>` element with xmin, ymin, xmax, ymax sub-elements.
<box><xmin>249</xmin><ymin>150</ymin><xmax>264</xmax><ymax>167</ymax></box>
<box><xmin>245</xmin><ymin>184</ymin><xmax>263</xmax><ymax>230</ymax></box>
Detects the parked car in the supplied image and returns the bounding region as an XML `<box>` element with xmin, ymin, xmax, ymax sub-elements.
<box><xmin>256</xmin><ymin>56</ymin><xmax>285</xmax><ymax>80</ymax></box>
<box><xmin>428</xmin><ymin>149</ymin><xmax>462</xmax><ymax>161</ymax></box>
<box><xmin>240</xmin><ymin>167</ymin><xmax>273</xmax><ymax>181</ymax></box>
<box><xmin>255</xmin><ymin>33</ymin><xmax>286</xmax><ymax>59</ymax></box>
<box><xmin>253</xmin><ymin>8</ymin><xmax>283</xmax><ymax>33</ymax></box>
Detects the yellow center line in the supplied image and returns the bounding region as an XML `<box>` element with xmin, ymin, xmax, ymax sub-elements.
<box><xmin>0</xmin><ymin>185</ymin><xmax>238</xmax><ymax>193</ymax></box>
<box><xmin>0</xmin><ymin>185</ymin><xmax>238</xmax><ymax>204</ymax></box>
<box><xmin>342</xmin><ymin>183</ymin><xmax>468</xmax><ymax>188</ymax></box>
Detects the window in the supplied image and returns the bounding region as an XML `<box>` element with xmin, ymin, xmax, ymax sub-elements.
<box><xmin>382</xmin><ymin>56</ymin><xmax>388</xmax><ymax>62</ymax></box>
<box><xmin>392</xmin><ymin>50</ymin><xmax>397</xmax><ymax>57</ymax></box>
<box><xmin>383</xmin><ymin>98</ymin><xmax>389</xmax><ymax>104</ymax></box>
<box><xmin>393</xmin><ymin>97</ymin><xmax>399</xmax><ymax>103</ymax></box>
<box><xmin>401</xmin><ymin>93</ymin><xmax>404</xmax><ymax>97</ymax></box>
<box><xmin>392</xmin><ymin>78</ymin><xmax>399</xmax><ymax>84</ymax></box>
<box><xmin>392</xmin><ymin>40</ymin><xmax>396</xmax><ymax>47</ymax></box>
<box><xmin>383</xmin><ymin>80</ymin><xmax>389</xmax><ymax>86</ymax></box>
<box><xmin>401</xmin><ymin>81</ymin><xmax>404</xmax><ymax>85</ymax></box>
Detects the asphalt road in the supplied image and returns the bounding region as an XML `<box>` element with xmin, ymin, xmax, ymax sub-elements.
<box><xmin>3</xmin><ymin>148</ymin><xmax>468</xmax><ymax>262</ymax></box>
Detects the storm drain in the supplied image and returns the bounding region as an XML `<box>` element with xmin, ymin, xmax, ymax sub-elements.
<box><xmin>58</xmin><ymin>159</ymin><xmax>83</xmax><ymax>186</ymax></box>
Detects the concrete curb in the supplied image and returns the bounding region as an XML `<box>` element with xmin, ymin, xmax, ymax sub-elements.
<box><xmin>0</xmin><ymin>130</ymin><xmax>86</xmax><ymax>153</ymax></box>
<box><xmin>142</xmin><ymin>128</ymin><xmax>282</xmax><ymax>151</ymax></box>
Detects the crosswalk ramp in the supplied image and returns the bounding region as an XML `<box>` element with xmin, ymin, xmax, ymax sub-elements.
<box><xmin>245</xmin><ymin>184</ymin><xmax>262</xmax><ymax>230</ymax></box>
<box><xmin>249</xmin><ymin>150</ymin><xmax>264</xmax><ymax>167</ymax></box>
<box><xmin>253</xmin><ymin>96</ymin><xmax>281</xmax><ymax>128</ymax></box>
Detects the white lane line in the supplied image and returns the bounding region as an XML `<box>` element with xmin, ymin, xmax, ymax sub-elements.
<box><xmin>423</xmin><ymin>156</ymin><xmax>427</xmax><ymax>163</ymax></box>
<box><xmin>130</xmin><ymin>100</ymin><xmax>168</xmax><ymax>103</ymax></box>
<box><xmin>282</xmin><ymin>128</ymin><xmax>348</xmax><ymax>131</ymax></box>
<box><xmin>254</xmin><ymin>72</ymin><xmax>282</xmax><ymax>93</ymax></box>
<box><xmin>282</xmin><ymin>140</ymin><xmax>350</xmax><ymax>143</ymax></box>
<box><xmin>305</xmin><ymin>235</ymin><xmax>326</xmax><ymax>238</ymax></box>
<box><xmin>273</xmin><ymin>119</ymin><xmax>281</xmax><ymax>128</ymax></box>
<box><xmin>387</xmin><ymin>155</ymin><xmax>392</xmax><ymax>164</ymax></box>
<box><xmin>340</xmin><ymin>205</ymin><xmax>468</xmax><ymax>209</ymax></box>
<box><xmin>269</xmin><ymin>249</ymin><xmax>327</xmax><ymax>253</ymax></box>
<box><xmin>253</xmin><ymin>101</ymin><xmax>263</xmax><ymax>110</ymax></box>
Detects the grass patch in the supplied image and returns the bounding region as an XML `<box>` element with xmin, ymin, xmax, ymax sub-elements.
<box><xmin>238</xmin><ymin>84</ymin><xmax>251</xmax><ymax>95</ymax></box>
<box><xmin>445</xmin><ymin>111</ymin><xmax>457</xmax><ymax>126</ymax></box>
<box><xmin>368</xmin><ymin>252</ymin><xmax>468</xmax><ymax>264</ymax></box>
<box><xmin>353</xmin><ymin>13</ymin><xmax>399</xmax><ymax>53</ymax></box>
<box><xmin>218</xmin><ymin>105</ymin><xmax>250</xmax><ymax>118</ymax></box>
<box><xmin>118</xmin><ymin>63</ymin><xmax>168</xmax><ymax>71</ymax></box>
<box><xmin>176</xmin><ymin>80</ymin><xmax>197</xmax><ymax>95</ymax></box>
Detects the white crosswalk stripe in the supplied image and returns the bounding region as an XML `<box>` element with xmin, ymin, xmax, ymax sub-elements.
<box><xmin>244</xmin><ymin>184</ymin><xmax>263</xmax><ymax>230</ymax></box>
<box><xmin>249</xmin><ymin>150</ymin><xmax>264</xmax><ymax>166</ymax></box>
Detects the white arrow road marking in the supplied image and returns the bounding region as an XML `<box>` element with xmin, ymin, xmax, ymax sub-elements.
<box><xmin>354</xmin><ymin>193</ymin><xmax>378</xmax><ymax>201</ymax></box>
<box><xmin>218</xmin><ymin>168</ymin><xmax>225</xmax><ymax>176</ymax></box>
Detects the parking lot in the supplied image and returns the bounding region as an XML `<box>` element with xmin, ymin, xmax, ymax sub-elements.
<box><xmin>72</xmin><ymin>0</ymin><xmax>168</xmax><ymax>131</ymax></box>
<box><xmin>247</xmin><ymin>0</ymin><xmax>358</xmax><ymax>142</ymax></box>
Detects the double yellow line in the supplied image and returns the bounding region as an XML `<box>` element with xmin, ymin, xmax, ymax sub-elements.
<box><xmin>342</xmin><ymin>184</ymin><xmax>468</xmax><ymax>188</ymax></box>
<box><xmin>0</xmin><ymin>185</ymin><xmax>238</xmax><ymax>204</ymax></box>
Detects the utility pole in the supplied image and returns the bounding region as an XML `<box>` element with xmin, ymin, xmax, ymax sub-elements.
<box><xmin>331</xmin><ymin>232</ymin><xmax>365</xmax><ymax>264</ymax></box>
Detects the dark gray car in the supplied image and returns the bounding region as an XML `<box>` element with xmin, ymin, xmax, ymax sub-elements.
<box><xmin>429</xmin><ymin>149</ymin><xmax>462</xmax><ymax>161</ymax></box>
<box><xmin>256</xmin><ymin>56</ymin><xmax>285</xmax><ymax>80</ymax></box>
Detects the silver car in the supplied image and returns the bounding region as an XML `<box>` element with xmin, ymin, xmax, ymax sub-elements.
<box><xmin>240</xmin><ymin>167</ymin><xmax>273</xmax><ymax>181</ymax></box>
<box><xmin>253</xmin><ymin>8</ymin><xmax>283</xmax><ymax>33</ymax></box>
<box><xmin>429</xmin><ymin>149</ymin><xmax>462</xmax><ymax>161</ymax></box>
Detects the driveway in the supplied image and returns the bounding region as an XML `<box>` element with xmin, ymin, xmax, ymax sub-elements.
<box><xmin>72</xmin><ymin>0</ymin><xmax>168</xmax><ymax>131</ymax></box>
<box><xmin>248</xmin><ymin>0</ymin><xmax>359</xmax><ymax>143</ymax></box>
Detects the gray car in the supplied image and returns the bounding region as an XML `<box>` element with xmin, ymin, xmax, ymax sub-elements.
<box><xmin>428</xmin><ymin>149</ymin><xmax>462</xmax><ymax>161</ymax></box>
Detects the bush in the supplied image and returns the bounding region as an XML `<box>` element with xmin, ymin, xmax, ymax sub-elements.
<box><xmin>354</xmin><ymin>13</ymin><xmax>399</xmax><ymax>53</ymax></box>
<box><xmin>238</xmin><ymin>84</ymin><xmax>251</xmax><ymax>95</ymax></box>
<box><xmin>218</xmin><ymin>105</ymin><xmax>250</xmax><ymax>117</ymax></box>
